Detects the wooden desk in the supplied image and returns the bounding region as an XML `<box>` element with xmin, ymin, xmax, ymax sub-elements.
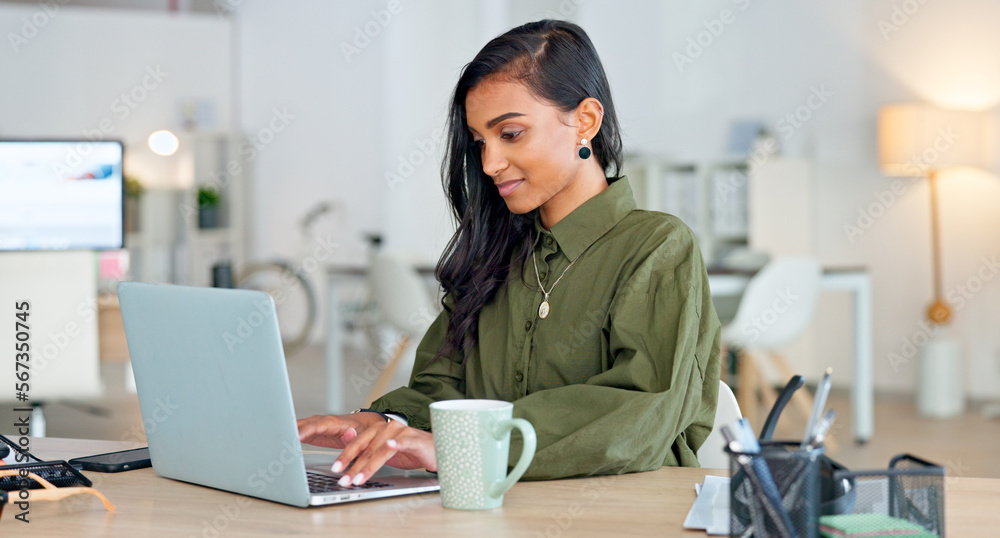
<box><xmin>3</xmin><ymin>438</ymin><xmax>996</xmax><ymax>536</ymax></box>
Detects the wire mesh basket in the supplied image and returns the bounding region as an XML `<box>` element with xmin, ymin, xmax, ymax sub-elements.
<box><xmin>821</xmin><ymin>454</ymin><xmax>945</xmax><ymax>537</ymax></box>
<box><xmin>728</xmin><ymin>441</ymin><xmax>825</xmax><ymax>538</ymax></box>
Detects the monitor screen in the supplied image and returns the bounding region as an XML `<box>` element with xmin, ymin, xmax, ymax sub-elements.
<box><xmin>0</xmin><ymin>140</ymin><xmax>124</xmax><ymax>251</ymax></box>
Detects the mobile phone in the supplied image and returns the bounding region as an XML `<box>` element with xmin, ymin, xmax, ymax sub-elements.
<box><xmin>68</xmin><ymin>447</ymin><xmax>152</xmax><ymax>473</ymax></box>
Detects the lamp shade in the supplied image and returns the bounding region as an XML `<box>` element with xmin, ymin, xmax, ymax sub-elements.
<box><xmin>877</xmin><ymin>103</ymin><xmax>990</xmax><ymax>176</ymax></box>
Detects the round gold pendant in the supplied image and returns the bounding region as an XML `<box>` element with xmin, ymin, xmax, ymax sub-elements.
<box><xmin>538</xmin><ymin>300</ymin><xmax>550</xmax><ymax>319</ymax></box>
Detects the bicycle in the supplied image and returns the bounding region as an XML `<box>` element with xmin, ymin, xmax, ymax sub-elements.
<box><xmin>235</xmin><ymin>201</ymin><xmax>382</xmax><ymax>357</ymax></box>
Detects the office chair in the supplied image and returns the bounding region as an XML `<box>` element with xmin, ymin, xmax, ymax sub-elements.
<box><xmin>721</xmin><ymin>257</ymin><xmax>823</xmax><ymax>438</ymax></box>
<box><xmin>363</xmin><ymin>251</ymin><xmax>436</xmax><ymax>407</ymax></box>
<box><xmin>697</xmin><ymin>380</ymin><xmax>742</xmax><ymax>469</ymax></box>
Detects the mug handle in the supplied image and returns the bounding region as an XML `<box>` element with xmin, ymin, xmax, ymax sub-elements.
<box><xmin>488</xmin><ymin>418</ymin><xmax>536</xmax><ymax>499</ymax></box>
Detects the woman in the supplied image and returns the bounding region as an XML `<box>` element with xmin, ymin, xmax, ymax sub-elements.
<box><xmin>298</xmin><ymin>19</ymin><xmax>721</xmax><ymax>487</ymax></box>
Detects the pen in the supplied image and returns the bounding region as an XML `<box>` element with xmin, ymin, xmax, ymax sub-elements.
<box><xmin>721</xmin><ymin>424</ymin><xmax>741</xmax><ymax>451</ymax></box>
<box><xmin>734</xmin><ymin>419</ymin><xmax>797</xmax><ymax>537</ymax></box>
<box><xmin>802</xmin><ymin>367</ymin><xmax>832</xmax><ymax>449</ymax></box>
<box><xmin>806</xmin><ymin>409</ymin><xmax>836</xmax><ymax>449</ymax></box>
<box><xmin>734</xmin><ymin>454</ymin><xmax>797</xmax><ymax>537</ymax></box>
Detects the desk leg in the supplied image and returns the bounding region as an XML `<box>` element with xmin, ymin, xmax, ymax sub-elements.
<box><xmin>853</xmin><ymin>276</ymin><xmax>874</xmax><ymax>443</ymax></box>
<box><xmin>326</xmin><ymin>277</ymin><xmax>344</xmax><ymax>414</ymax></box>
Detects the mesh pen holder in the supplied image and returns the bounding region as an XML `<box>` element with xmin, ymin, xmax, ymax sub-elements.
<box><xmin>824</xmin><ymin>454</ymin><xmax>945</xmax><ymax>537</ymax></box>
<box><xmin>727</xmin><ymin>441</ymin><xmax>824</xmax><ymax>538</ymax></box>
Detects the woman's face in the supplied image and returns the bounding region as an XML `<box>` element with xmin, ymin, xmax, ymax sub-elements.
<box><xmin>465</xmin><ymin>78</ymin><xmax>586</xmax><ymax>218</ymax></box>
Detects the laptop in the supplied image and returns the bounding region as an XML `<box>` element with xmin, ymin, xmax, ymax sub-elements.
<box><xmin>117</xmin><ymin>281</ymin><xmax>439</xmax><ymax>507</ymax></box>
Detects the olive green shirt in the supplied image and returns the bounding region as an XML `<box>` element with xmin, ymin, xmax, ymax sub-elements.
<box><xmin>371</xmin><ymin>176</ymin><xmax>721</xmax><ymax>480</ymax></box>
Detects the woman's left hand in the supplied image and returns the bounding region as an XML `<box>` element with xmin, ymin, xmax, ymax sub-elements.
<box><xmin>331</xmin><ymin>419</ymin><xmax>436</xmax><ymax>487</ymax></box>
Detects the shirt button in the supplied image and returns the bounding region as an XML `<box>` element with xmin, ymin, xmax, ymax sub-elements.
<box><xmin>515</xmin><ymin>371</ymin><xmax>524</xmax><ymax>383</ymax></box>
<box><xmin>524</xmin><ymin>320</ymin><xmax>532</xmax><ymax>331</ymax></box>
<box><xmin>539</xmin><ymin>272</ymin><xmax>546</xmax><ymax>280</ymax></box>
<box><xmin>544</xmin><ymin>236</ymin><xmax>554</xmax><ymax>247</ymax></box>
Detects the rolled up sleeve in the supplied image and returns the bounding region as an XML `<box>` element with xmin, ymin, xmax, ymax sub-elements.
<box><xmin>370</xmin><ymin>304</ymin><xmax>465</xmax><ymax>432</ymax></box>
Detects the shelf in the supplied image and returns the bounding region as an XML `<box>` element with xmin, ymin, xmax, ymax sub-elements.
<box><xmin>625</xmin><ymin>154</ymin><xmax>750</xmax><ymax>265</ymax></box>
<box><xmin>125</xmin><ymin>132</ymin><xmax>246</xmax><ymax>287</ymax></box>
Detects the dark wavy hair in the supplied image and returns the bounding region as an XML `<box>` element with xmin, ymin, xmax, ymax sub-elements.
<box><xmin>434</xmin><ymin>19</ymin><xmax>624</xmax><ymax>362</ymax></box>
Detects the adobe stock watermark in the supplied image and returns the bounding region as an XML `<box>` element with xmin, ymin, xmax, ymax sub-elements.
<box><xmin>58</xmin><ymin>397</ymin><xmax>169</xmax><ymax>513</ymax></box>
<box><xmin>247</xmin><ymin>440</ymin><xmax>301</xmax><ymax>495</ymax></box>
<box><xmin>52</xmin><ymin>65</ymin><xmax>169</xmax><ymax>178</ymax></box>
<box><xmin>533</xmin><ymin>475</ymin><xmax>613</xmax><ymax>538</ymax></box>
<box><xmin>349</xmin><ymin>305</ymin><xmax>437</xmax><ymax>395</ymax></box>
<box><xmin>384</xmin><ymin>127</ymin><xmax>445</xmax><ymax>192</ymax></box>
<box><xmin>341</xmin><ymin>0</ymin><xmax>404</xmax><ymax>62</ymax></box>
<box><xmin>717</xmin><ymin>85</ymin><xmax>834</xmax><ymax>198</ymax></box>
<box><xmin>179</xmin><ymin>106</ymin><xmax>293</xmax><ymax>225</ymax></box>
<box><xmin>25</xmin><ymin>287</ymin><xmax>130</xmax><ymax>376</ymax></box>
<box><xmin>391</xmin><ymin>490</ymin><xmax>439</xmax><ymax>523</ymax></box>
<box><xmin>774</xmin><ymin>85</ymin><xmax>834</xmax><ymax>138</ymax></box>
<box><xmin>189</xmin><ymin>496</ymin><xmax>252</xmax><ymax>538</ymax></box>
<box><xmin>533</xmin><ymin>0</ymin><xmax>588</xmax><ymax>21</ymax></box>
<box><xmin>222</xmin><ymin>294</ymin><xmax>279</xmax><ymax>352</ymax></box>
<box><xmin>118</xmin><ymin>394</ymin><xmax>181</xmax><ymax>445</ymax></box>
<box><xmin>221</xmin><ymin>236</ymin><xmax>340</xmax><ymax>353</ymax></box>
<box><xmin>946</xmin><ymin>458</ymin><xmax>971</xmax><ymax>483</ymax></box>
<box><xmin>673</xmin><ymin>0</ymin><xmax>753</xmax><ymax>73</ymax></box>
<box><xmin>211</xmin><ymin>0</ymin><xmax>243</xmax><ymax>18</ymax></box>
<box><xmin>240</xmin><ymin>107</ymin><xmax>295</xmax><ymax>161</ymax></box>
<box><xmin>878</xmin><ymin>0</ymin><xmax>934</xmax><ymax>42</ymax></box>
<box><xmin>740</xmin><ymin>287</ymin><xmax>800</xmax><ymax>342</ymax></box>
<box><xmin>887</xmin><ymin>254</ymin><xmax>999</xmax><ymax>373</ymax></box>
<box><xmin>842</xmin><ymin>126</ymin><xmax>958</xmax><ymax>244</ymax></box>
<box><xmin>553</xmin><ymin>306</ymin><xmax>607</xmax><ymax>362</ymax></box>
<box><xmin>6</xmin><ymin>0</ymin><xmax>71</xmax><ymax>53</ymax></box>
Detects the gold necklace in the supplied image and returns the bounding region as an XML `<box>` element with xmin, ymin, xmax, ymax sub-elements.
<box><xmin>531</xmin><ymin>250</ymin><xmax>583</xmax><ymax>319</ymax></box>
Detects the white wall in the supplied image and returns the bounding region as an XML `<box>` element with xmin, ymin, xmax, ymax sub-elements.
<box><xmin>234</xmin><ymin>0</ymin><xmax>384</xmax><ymax>266</ymax></box>
<box><xmin>0</xmin><ymin>4</ymin><xmax>233</xmax><ymax>185</ymax></box>
<box><xmin>234</xmin><ymin>0</ymin><xmax>522</xmax><ymax>267</ymax></box>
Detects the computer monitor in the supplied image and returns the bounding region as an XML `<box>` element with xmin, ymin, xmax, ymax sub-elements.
<box><xmin>0</xmin><ymin>139</ymin><xmax>124</xmax><ymax>251</ymax></box>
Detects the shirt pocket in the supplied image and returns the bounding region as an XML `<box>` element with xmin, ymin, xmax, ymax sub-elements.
<box><xmin>532</xmin><ymin>307</ymin><xmax>607</xmax><ymax>389</ymax></box>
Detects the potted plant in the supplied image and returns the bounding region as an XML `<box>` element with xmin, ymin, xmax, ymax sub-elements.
<box><xmin>197</xmin><ymin>186</ymin><xmax>221</xmax><ymax>229</ymax></box>
<box><xmin>124</xmin><ymin>175</ymin><xmax>144</xmax><ymax>233</ymax></box>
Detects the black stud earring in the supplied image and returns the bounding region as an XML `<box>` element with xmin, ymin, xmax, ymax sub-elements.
<box><xmin>578</xmin><ymin>138</ymin><xmax>591</xmax><ymax>159</ymax></box>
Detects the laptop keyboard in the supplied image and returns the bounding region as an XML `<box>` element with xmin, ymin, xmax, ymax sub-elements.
<box><xmin>306</xmin><ymin>471</ymin><xmax>392</xmax><ymax>493</ymax></box>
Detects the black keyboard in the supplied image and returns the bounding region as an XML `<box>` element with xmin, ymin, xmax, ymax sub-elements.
<box><xmin>306</xmin><ymin>471</ymin><xmax>392</xmax><ymax>493</ymax></box>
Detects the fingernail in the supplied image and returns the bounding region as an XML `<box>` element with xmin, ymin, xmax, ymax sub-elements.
<box><xmin>352</xmin><ymin>473</ymin><xmax>365</xmax><ymax>486</ymax></box>
<box><xmin>332</xmin><ymin>461</ymin><xmax>343</xmax><ymax>473</ymax></box>
<box><xmin>338</xmin><ymin>475</ymin><xmax>351</xmax><ymax>488</ymax></box>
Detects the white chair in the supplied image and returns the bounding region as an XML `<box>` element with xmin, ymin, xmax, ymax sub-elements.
<box><xmin>721</xmin><ymin>257</ymin><xmax>821</xmax><ymax>433</ymax></box>
<box><xmin>698</xmin><ymin>380</ymin><xmax>742</xmax><ymax>469</ymax></box>
<box><xmin>362</xmin><ymin>251</ymin><xmax>436</xmax><ymax>407</ymax></box>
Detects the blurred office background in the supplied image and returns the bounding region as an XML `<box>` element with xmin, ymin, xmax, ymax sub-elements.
<box><xmin>0</xmin><ymin>0</ymin><xmax>998</xmax><ymax>476</ymax></box>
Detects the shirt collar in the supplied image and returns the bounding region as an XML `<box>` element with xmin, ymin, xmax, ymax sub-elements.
<box><xmin>533</xmin><ymin>175</ymin><xmax>637</xmax><ymax>260</ymax></box>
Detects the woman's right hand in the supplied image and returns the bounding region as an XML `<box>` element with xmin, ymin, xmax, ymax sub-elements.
<box><xmin>297</xmin><ymin>413</ymin><xmax>384</xmax><ymax>449</ymax></box>
<box><xmin>297</xmin><ymin>413</ymin><xmax>437</xmax><ymax>486</ymax></box>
